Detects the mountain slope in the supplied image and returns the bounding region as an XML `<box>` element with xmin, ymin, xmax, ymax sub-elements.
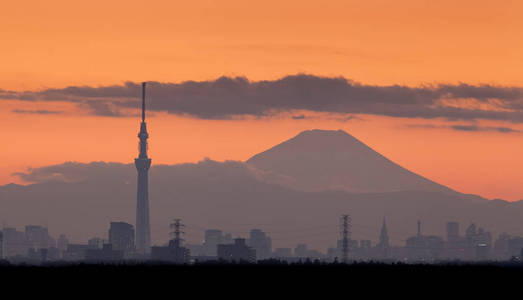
<box><xmin>247</xmin><ymin>129</ymin><xmax>455</xmax><ymax>194</ymax></box>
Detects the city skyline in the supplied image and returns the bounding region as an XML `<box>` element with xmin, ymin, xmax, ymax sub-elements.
<box><xmin>3</xmin><ymin>217</ymin><xmax>522</xmax><ymax>263</ymax></box>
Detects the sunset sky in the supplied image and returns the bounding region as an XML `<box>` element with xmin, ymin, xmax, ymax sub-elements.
<box><xmin>2</xmin><ymin>0</ymin><xmax>523</xmax><ymax>201</ymax></box>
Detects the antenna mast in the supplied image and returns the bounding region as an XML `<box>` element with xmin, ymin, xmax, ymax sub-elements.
<box><xmin>142</xmin><ymin>82</ymin><xmax>146</xmax><ymax>122</ymax></box>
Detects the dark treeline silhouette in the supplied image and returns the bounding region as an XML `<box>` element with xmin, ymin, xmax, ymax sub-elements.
<box><xmin>2</xmin><ymin>259</ymin><xmax>523</xmax><ymax>285</ymax></box>
<box><xmin>2</xmin><ymin>259</ymin><xmax>523</xmax><ymax>269</ymax></box>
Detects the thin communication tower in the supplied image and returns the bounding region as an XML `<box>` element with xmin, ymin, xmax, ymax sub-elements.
<box><xmin>340</xmin><ymin>214</ymin><xmax>351</xmax><ymax>263</ymax></box>
<box><xmin>170</xmin><ymin>219</ymin><xmax>185</xmax><ymax>247</ymax></box>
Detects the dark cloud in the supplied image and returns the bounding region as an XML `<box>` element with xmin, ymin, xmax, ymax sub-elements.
<box><xmin>450</xmin><ymin>125</ymin><xmax>520</xmax><ymax>133</ymax></box>
<box><xmin>3</xmin><ymin>74</ymin><xmax>523</xmax><ymax>122</ymax></box>
<box><xmin>291</xmin><ymin>115</ymin><xmax>306</xmax><ymax>120</ymax></box>
<box><xmin>450</xmin><ymin>125</ymin><xmax>483</xmax><ymax>132</ymax></box>
<box><xmin>406</xmin><ymin>124</ymin><xmax>520</xmax><ymax>133</ymax></box>
<box><xmin>12</xmin><ymin>109</ymin><xmax>62</xmax><ymax>115</ymax></box>
<box><xmin>79</xmin><ymin>100</ymin><xmax>128</xmax><ymax>117</ymax></box>
<box><xmin>336</xmin><ymin>115</ymin><xmax>361</xmax><ymax>122</ymax></box>
<box><xmin>494</xmin><ymin>127</ymin><xmax>520</xmax><ymax>133</ymax></box>
<box><xmin>405</xmin><ymin>124</ymin><xmax>439</xmax><ymax>129</ymax></box>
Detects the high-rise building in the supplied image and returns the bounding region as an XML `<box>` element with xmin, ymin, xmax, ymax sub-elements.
<box><xmin>377</xmin><ymin>217</ymin><xmax>390</xmax><ymax>258</ymax></box>
<box><xmin>25</xmin><ymin>225</ymin><xmax>52</xmax><ymax>250</ymax></box>
<box><xmin>2</xmin><ymin>227</ymin><xmax>29</xmax><ymax>257</ymax></box>
<box><xmin>135</xmin><ymin>82</ymin><xmax>152</xmax><ymax>254</ymax></box>
<box><xmin>443</xmin><ymin>222</ymin><xmax>467</xmax><ymax>259</ymax></box>
<box><xmin>203</xmin><ymin>229</ymin><xmax>225</xmax><ymax>256</ymax></box>
<box><xmin>222</xmin><ymin>233</ymin><xmax>233</xmax><ymax>245</ymax></box>
<box><xmin>56</xmin><ymin>234</ymin><xmax>69</xmax><ymax>254</ymax></box>
<box><xmin>109</xmin><ymin>222</ymin><xmax>135</xmax><ymax>254</ymax></box>
<box><xmin>446</xmin><ymin>222</ymin><xmax>459</xmax><ymax>242</ymax></box>
<box><xmin>248</xmin><ymin>229</ymin><xmax>272</xmax><ymax>260</ymax></box>
<box><xmin>507</xmin><ymin>236</ymin><xmax>523</xmax><ymax>258</ymax></box>
<box><xmin>493</xmin><ymin>232</ymin><xmax>511</xmax><ymax>259</ymax></box>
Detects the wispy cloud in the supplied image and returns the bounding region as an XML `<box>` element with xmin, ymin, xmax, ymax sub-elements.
<box><xmin>291</xmin><ymin>115</ymin><xmax>307</xmax><ymax>120</ymax></box>
<box><xmin>406</xmin><ymin>124</ymin><xmax>520</xmax><ymax>133</ymax></box>
<box><xmin>12</xmin><ymin>109</ymin><xmax>63</xmax><ymax>115</ymax></box>
<box><xmin>449</xmin><ymin>125</ymin><xmax>520</xmax><ymax>133</ymax></box>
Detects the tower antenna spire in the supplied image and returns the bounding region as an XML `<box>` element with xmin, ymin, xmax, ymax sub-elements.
<box><xmin>142</xmin><ymin>82</ymin><xmax>146</xmax><ymax>122</ymax></box>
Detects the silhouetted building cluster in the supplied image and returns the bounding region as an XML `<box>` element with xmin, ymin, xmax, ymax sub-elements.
<box><xmin>1</xmin><ymin>225</ymin><xmax>59</xmax><ymax>262</ymax></box>
<box><xmin>4</xmin><ymin>217</ymin><xmax>523</xmax><ymax>265</ymax></box>
<box><xmin>85</xmin><ymin>244</ymin><xmax>124</xmax><ymax>262</ymax></box>
<box><xmin>0</xmin><ymin>222</ymin><xmax>136</xmax><ymax>263</ymax></box>
<box><xmin>320</xmin><ymin>218</ymin><xmax>523</xmax><ymax>263</ymax></box>
<box><xmin>217</xmin><ymin>238</ymin><xmax>256</xmax><ymax>263</ymax></box>
<box><xmin>151</xmin><ymin>239</ymin><xmax>190</xmax><ymax>263</ymax></box>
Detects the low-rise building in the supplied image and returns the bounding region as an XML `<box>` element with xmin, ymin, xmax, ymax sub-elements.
<box><xmin>85</xmin><ymin>244</ymin><xmax>124</xmax><ymax>262</ymax></box>
<box><xmin>217</xmin><ymin>238</ymin><xmax>256</xmax><ymax>263</ymax></box>
<box><xmin>151</xmin><ymin>240</ymin><xmax>190</xmax><ymax>263</ymax></box>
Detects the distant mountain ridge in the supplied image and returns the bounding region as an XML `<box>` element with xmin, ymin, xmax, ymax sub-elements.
<box><xmin>247</xmin><ymin>129</ymin><xmax>456</xmax><ymax>194</ymax></box>
<box><xmin>2</xmin><ymin>129</ymin><xmax>519</xmax><ymax>249</ymax></box>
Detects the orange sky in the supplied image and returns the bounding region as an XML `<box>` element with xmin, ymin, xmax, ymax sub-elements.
<box><xmin>1</xmin><ymin>0</ymin><xmax>523</xmax><ymax>200</ymax></box>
